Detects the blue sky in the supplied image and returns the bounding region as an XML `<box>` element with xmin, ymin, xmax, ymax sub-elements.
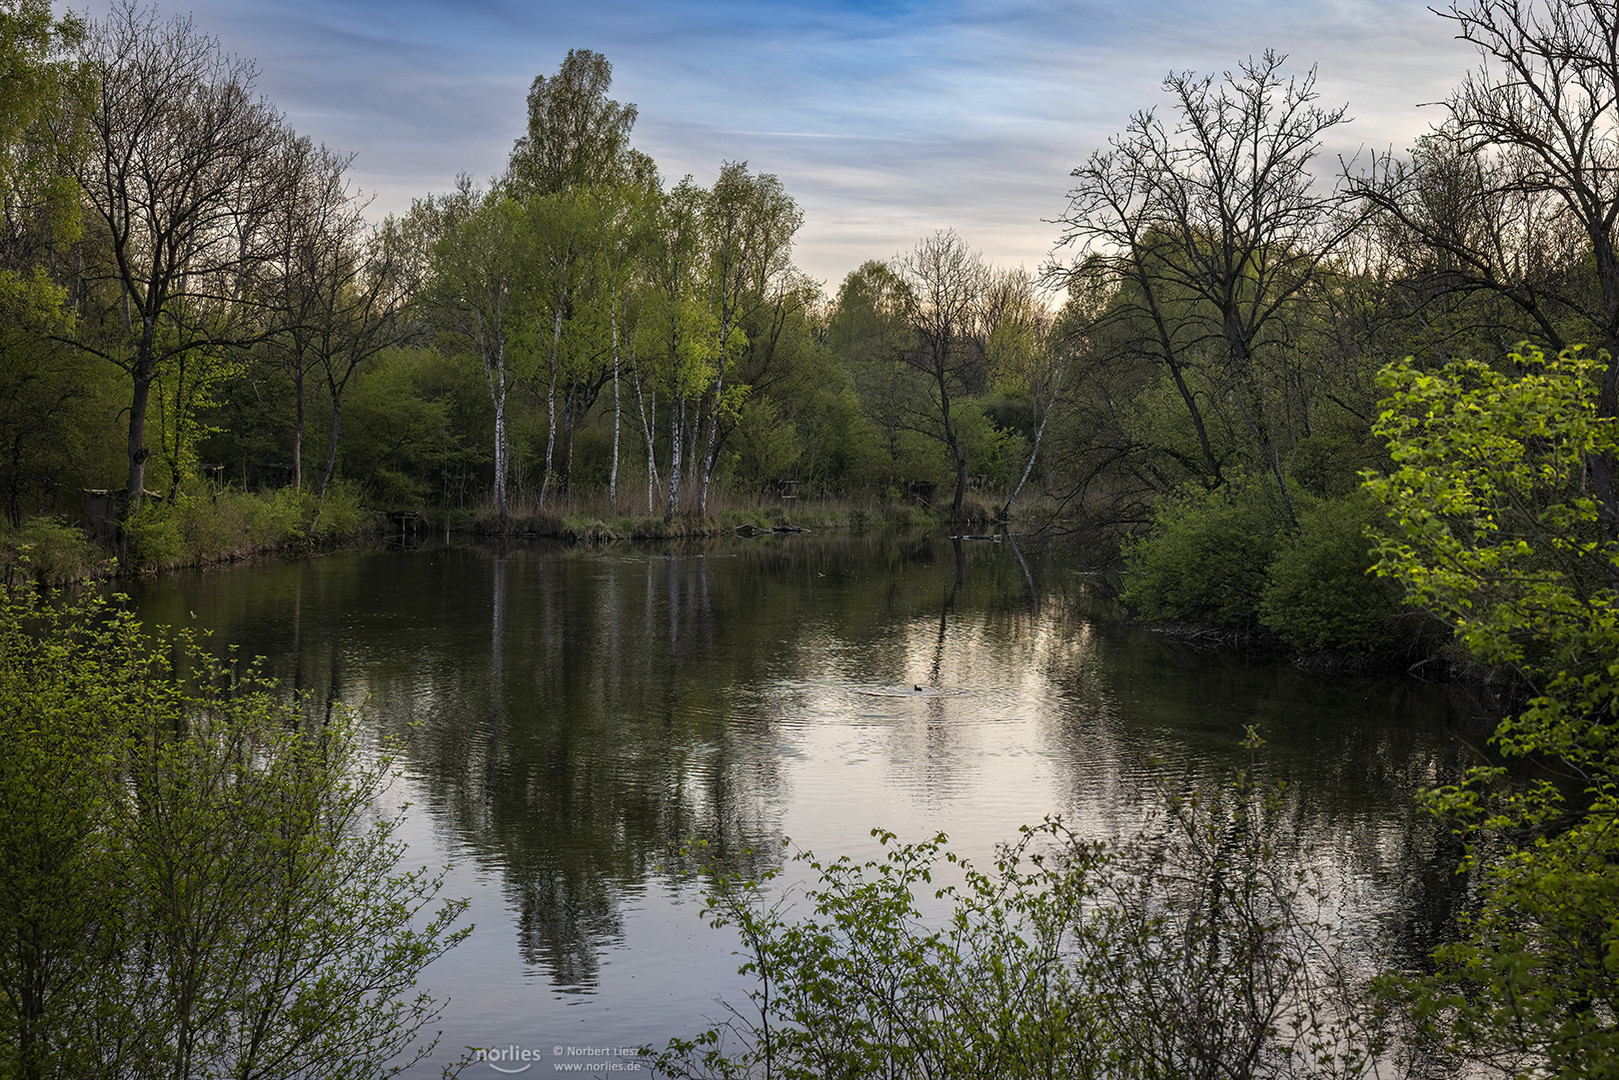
<box><xmin>81</xmin><ymin>0</ymin><xmax>1473</xmax><ymax>289</ymax></box>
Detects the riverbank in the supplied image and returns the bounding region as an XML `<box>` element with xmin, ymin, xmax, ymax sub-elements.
<box><xmin>0</xmin><ymin>483</ymin><xmax>376</xmax><ymax>587</ymax></box>
<box><xmin>0</xmin><ymin>488</ymin><xmax>1014</xmax><ymax>587</ymax></box>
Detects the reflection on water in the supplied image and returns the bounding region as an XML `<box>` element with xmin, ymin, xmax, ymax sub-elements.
<box><xmin>130</xmin><ymin>534</ymin><xmax>1479</xmax><ymax>1073</ymax></box>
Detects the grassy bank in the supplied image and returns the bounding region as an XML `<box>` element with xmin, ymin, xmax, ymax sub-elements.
<box><xmin>1</xmin><ymin>482</ymin><xmax>379</xmax><ymax>587</ymax></box>
<box><xmin>465</xmin><ymin>488</ymin><xmax>1011</xmax><ymax>540</ymax></box>
<box><xmin>3</xmin><ymin>484</ymin><xmax>1033</xmax><ymax>588</ymax></box>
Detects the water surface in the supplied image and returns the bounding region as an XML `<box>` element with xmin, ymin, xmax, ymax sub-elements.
<box><xmin>131</xmin><ymin>534</ymin><xmax>1478</xmax><ymax>1075</ymax></box>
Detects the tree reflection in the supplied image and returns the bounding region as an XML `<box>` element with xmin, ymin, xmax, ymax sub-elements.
<box><xmin>126</xmin><ymin>536</ymin><xmax>1472</xmax><ymax>995</ymax></box>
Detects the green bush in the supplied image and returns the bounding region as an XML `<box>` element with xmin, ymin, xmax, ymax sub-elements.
<box><xmin>123</xmin><ymin>498</ymin><xmax>185</xmax><ymax>568</ymax></box>
<box><xmin>1259</xmin><ymin>491</ymin><xmax>1402</xmax><ymax>655</ymax></box>
<box><xmin>651</xmin><ymin>741</ymin><xmax>1386</xmax><ymax>1079</ymax></box>
<box><xmin>0</xmin><ymin>586</ymin><xmax>468</xmax><ymax>1080</ymax></box>
<box><xmin>120</xmin><ymin>484</ymin><xmax>373</xmax><ymax>571</ymax></box>
<box><xmin>0</xmin><ymin>517</ymin><xmax>109</xmax><ymax>586</ymax></box>
<box><xmin>1123</xmin><ymin>476</ymin><xmax>1287</xmax><ymax>629</ymax></box>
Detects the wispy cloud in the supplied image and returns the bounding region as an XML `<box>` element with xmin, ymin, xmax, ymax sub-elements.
<box><xmin>153</xmin><ymin>0</ymin><xmax>1472</xmax><ymax>287</ymax></box>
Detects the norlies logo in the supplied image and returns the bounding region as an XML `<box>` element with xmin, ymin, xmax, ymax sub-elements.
<box><xmin>473</xmin><ymin>1045</ymin><xmax>540</xmax><ymax>1074</ymax></box>
<box><xmin>472</xmin><ymin>1046</ymin><xmax>646</xmax><ymax>1073</ymax></box>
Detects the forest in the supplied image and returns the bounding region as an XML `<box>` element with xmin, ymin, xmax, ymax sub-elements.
<box><xmin>0</xmin><ymin>0</ymin><xmax>1616</xmax><ymax>665</ymax></box>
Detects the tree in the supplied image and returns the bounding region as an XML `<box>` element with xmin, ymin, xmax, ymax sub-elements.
<box><xmin>595</xmin><ymin>165</ymin><xmax>659</xmax><ymax>509</ymax></box>
<box><xmin>507</xmin><ymin>49</ymin><xmax>638</xmax><ymax>200</ymax></box>
<box><xmin>982</xmin><ymin>267</ymin><xmax>1060</xmax><ymax>519</ymax></box>
<box><xmin>1057</xmin><ymin>51</ymin><xmax>1359</xmax><ymax>525</ymax></box>
<box><xmin>527</xmin><ymin>187</ymin><xmax>596</xmax><ymax>509</ymax></box>
<box><xmin>309</xmin><ymin>223</ymin><xmax>413</xmax><ymax>500</ymax></box>
<box><xmin>0</xmin><ymin>0</ymin><xmax>87</xmax><ymax>251</ymax></box>
<box><xmin>261</xmin><ymin>135</ymin><xmax>361</xmax><ymax>492</ymax></box>
<box><xmin>61</xmin><ymin>1</ymin><xmax>293</xmax><ymax>514</ymax></box>
<box><xmin>1359</xmin><ymin>0</ymin><xmax>1619</xmax><ymax>547</ymax></box>
<box><xmin>635</xmin><ymin>178</ymin><xmax>718</xmax><ymax>523</ymax></box>
<box><xmin>1366</xmin><ymin>343</ymin><xmax>1619</xmax><ymax>1076</ymax></box>
<box><xmin>827</xmin><ymin>260</ymin><xmax>920</xmax><ymax>489</ymax></box>
<box><xmin>0</xmin><ymin>585</ymin><xmax>468</xmax><ymax>1080</ymax></box>
<box><xmin>422</xmin><ymin>181</ymin><xmax>531</xmax><ymax>525</ymax></box>
<box><xmin>896</xmin><ymin>230</ymin><xmax>990</xmax><ymax>523</ymax></box>
<box><xmin>692</xmin><ymin>162</ymin><xmax>803</xmax><ymax>516</ymax></box>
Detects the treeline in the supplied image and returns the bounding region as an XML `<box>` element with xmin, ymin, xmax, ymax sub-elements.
<box><xmin>0</xmin><ymin>0</ymin><xmax>1050</xmax><ymax>554</ymax></box>
<box><xmin>4</xmin><ymin>0</ymin><xmax>1619</xmax><ymax>657</ymax></box>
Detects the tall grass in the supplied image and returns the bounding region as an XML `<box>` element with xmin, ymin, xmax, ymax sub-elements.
<box><xmin>0</xmin><ymin>517</ymin><xmax>112</xmax><ymax>587</ymax></box>
<box><xmin>125</xmin><ymin>482</ymin><xmax>374</xmax><ymax>571</ymax></box>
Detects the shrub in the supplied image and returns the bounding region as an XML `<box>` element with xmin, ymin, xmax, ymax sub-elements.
<box><xmin>650</xmin><ymin>737</ymin><xmax>1387</xmax><ymax>1080</ymax></box>
<box><xmin>0</xmin><ymin>586</ymin><xmax>468</xmax><ymax>1080</ymax></box>
<box><xmin>1123</xmin><ymin>476</ymin><xmax>1287</xmax><ymax>630</ymax></box>
<box><xmin>1259</xmin><ymin>491</ymin><xmax>1403</xmax><ymax>655</ymax></box>
<box><xmin>0</xmin><ymin>517</ymin><xmax>109</xmax><ymax>586</ymax></box>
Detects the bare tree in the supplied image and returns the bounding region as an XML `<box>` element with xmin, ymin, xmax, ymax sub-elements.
<box><xmin>62</xmin><ymin>1</ymin><xmax>292</xmax><ymax>513</ymax></box>
<box><xmin>262</xmin><ymin>136</ymin><xmax>360</xmax><ymax>491</ymax></box>
<box><xmin>1057</xmin><ymin>51</ymin><xmax>1358</xmax><ymax>525</ymax></box>
<box><xmin>897</xmin><ymin>230</ymin><xmax>989</xmax><ymax>523</ymax></box>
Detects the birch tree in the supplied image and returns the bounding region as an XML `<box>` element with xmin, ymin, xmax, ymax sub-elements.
<box><xmin>692</xmin><ymin>162</ymin><xmax>803</xmax><ymax>516</ymax></box>
<box><xmin>897</xmin><ymin>230</ymin><xmax>989</xmax><ymax>523</ymax></box>
<box><xmin>424</xmin><ymin>183</ymin><xmax>530</xmax><ymax>526</ymax></box>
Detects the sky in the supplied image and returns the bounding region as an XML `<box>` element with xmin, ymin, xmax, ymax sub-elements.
<box><xmin>70</xmin><ymin>0</ymin><xmax>1476</xmax><ymax>290</ymax></box>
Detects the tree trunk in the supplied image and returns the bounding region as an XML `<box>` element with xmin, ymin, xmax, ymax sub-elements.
<box><xmin>292</xmin><ymin>361</ymin><xmax>305</xmax><ymax>491</ymax></box>
<box><xmin>634</xmin><ymin>374</ymin><xmax>658</xmax><ymax>514</ymax></box>
<box><xmin>318</xmin><ymin>396</ymin><xmax>342</xmax><ymax>500</ymax></box>
<box><xmin>125</xmin><ymin>361</ymin><xmax>155</xmax><ymax>511</ymax></box>
<box><xmin>610</xmin><ymin>315</ymin><xmax>621</xmax><ymax>510</ymax></box>
<box><xmin>1002</xmin><ymin>404</ymin><xmax>1052</xmax><ymax>520</ymax></box>
<box><xmin>664</xmin><ymin>398</ymin><xmax>685</xmax><ymax>524</ymax></box>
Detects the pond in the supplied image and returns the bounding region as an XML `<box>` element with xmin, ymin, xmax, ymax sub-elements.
<box><xmin>130</xmin><ymin>533</ymin><xmax>1481</xmax><ymax>1076</ymax></box>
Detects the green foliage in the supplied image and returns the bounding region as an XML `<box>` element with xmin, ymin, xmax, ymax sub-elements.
<box><xmin>1366</xmin><ymin>346</ymin><xmax>1618</xmax><ymax>697</ymax></box>
<box><xmin>651</xmin><ymin>745</ymin><xmax>1385</xmax><ymax>1080</ymax></box>
<box><xmin>344</xmin><ymin>347</ymin><xmax>488</xmax><ymax>510</ymax></box>
<box><xmin>0</xmin><ymin>586</ymin><xmax>469</xmax><ymax>1080</ymax></box>
<box><xmin>727</xmin><ymin>396</ymin><xmax>803</xmax><ymax>492</ymax></box>
<box><xmin>1123</xmin><ymin>475</ymin><xmax>1287</xmax><ymax>629</ymax></box>
<box><xmin>1365</xmin><ymin>344</ymin><xmax>1619</xmax><ymax>1076</ymax></box>
<box><xmin>123</xmin><ymin>484</ymin><xmax>374</xmax><ymax>570</ymax></box>
<box><xmin>1258</xmin><ymin>490</ymin><xmax>1403</xmax><ymax>654</ymax></box>
<box><xmin>0</xmin><ymin>516</ymin><xmax>106</xmax><ymax>585</ymax></box>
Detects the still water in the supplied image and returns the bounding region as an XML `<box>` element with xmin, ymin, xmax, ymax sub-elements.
<box><xmin>131</xmin><ymin>534</ymin><xmax>1479</xmax><ymax>1076</ymax></box>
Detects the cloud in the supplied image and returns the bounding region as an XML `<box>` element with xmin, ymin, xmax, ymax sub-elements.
<box><xmin>118</xmin><ymin>0</ymin><xmax>1475</xmax><ymax>288</ymax></box>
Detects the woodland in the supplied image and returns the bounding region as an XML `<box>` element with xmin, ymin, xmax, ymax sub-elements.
<box><xmin>0</xmin><ymin>0</ymin><xmax>1612</xmax><ymax>658</ymax></box>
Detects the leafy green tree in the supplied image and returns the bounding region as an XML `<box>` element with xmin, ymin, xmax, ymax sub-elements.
<box><xmin>506</xmin><ymin>48</ymin><xmax>638</xmax><ymax>200</ymax></box>
<box><xmin>421</xmin><ymin>182</ymin><xmax>532</xmax><ymax>524</ymax></box>
<box><xmin>0</xmin><ymin>0</ymin><xmax>87</xmax><ymax>251</ymax></box>
<box><xmin>0</xmin><ymin>585</ymin><xmax>469</xmax><ymax>1080</ymax></box>
<box><xmin>1366</xmin><ymin>343</ymin><xmax>1619</xmax><ymax>1076</ymax></box>
<box><xmin>826</xmin><ymin>260</ymin><xmax>919</xmax><ymax>491</ymax></box>
<box><xmin>635</xmin><ymin>178</ymin><xmax>720</xmax><ymax>522</ymax></box>
<box><xmin>692</xmin><ymin>162</ymin><xmax>804</xmax><ymax>516</ymax></box>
